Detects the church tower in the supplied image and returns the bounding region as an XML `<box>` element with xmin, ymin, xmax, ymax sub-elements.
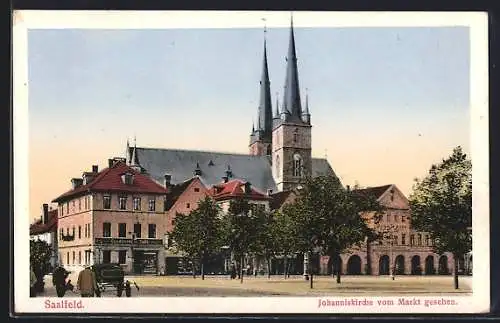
<box><xmin>272</xmin><ymin>16</ymin><xmax>312</xmax><ymax>191</ymax></box>
<box><xmin>249</xmin><ymin>30</ymin><xmax>273</xmax><ymax>156</ymax></box>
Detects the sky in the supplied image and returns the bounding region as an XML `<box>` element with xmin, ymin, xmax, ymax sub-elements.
<box><xmin>27</xmin><ymin>25</ymin><xmax>470</xmax><ymax>221</ymax></box>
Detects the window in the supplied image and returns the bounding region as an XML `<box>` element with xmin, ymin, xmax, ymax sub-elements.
<box><xmin>60</xmin><ymin>228</ymin><xmax>63</xmax><ymax>240</ymax></box>
<box><xmin>401</xmin><ymin>215</ymin><xmax>405</xmax><ymax>222</ymax></box>
<box><xmin>67</xmin><ymin>252</ymin><xmax>69</xmax><ymax>265</ymax></box>
<box><xmin>66</xmin><ymin>202</ymin><xmax>69</xmax><ymax>214</ymax></box>
<box><xmin>103</xmin><ymin>195</ymin><xmax>111</xmax><ymax>209</ymax></box>
<box><xmin>61</xmin><ymin>205</ymin><xmax>64</xmax><ymax>216</ymax></box>
<box><xmin>102</xmin><ymin>250</ymin><xmax>111</xmax><ymax>264</ymax></box>
<box><xmin>194</xmin><ymin>187</ymin><xmax>200</xmax><ymax>192</ymax></box>
<box><xmin>118</xmin><ymin>223</ymin><xmax>126</xmax><ymax>238</ymax></box>
<box><xmin>72</xmin><ymin>200</ymin><xmax>75</xmax><ymax>208</ymax></box>
<box><xmin>134</xmin><ymin>223</ymin><xmax>141</xmax><ymax>238</ymax></box>
<box><xmin>118</xmin><ymin>250</ymin><xmax>127</xmax><ymax>264</ymax></box>
<box><xmin>133</xmin><ymin>197</ymin><xmax>141</xmax><ymax>211</ymax></box>
<box><xmin>148</xmin><ymin>224</ymin><xmax>156</xmax><ymax>238</ymax></box>
<box><xmin>425</xmin><ymin>235</ymin><xmax>430</xmax><ymax>246</ymax></box>
<box><xmin>410</xmin><ymin>234</ymin><xmax>415</xmax><ymax>246</ymax></box>
<box><xmin>119</xmin><ymin>196</ymin><xmax>127</xmax><ymax>210</ymax></box>
<box><xmin>66</xmin><ymin>228</ymin><xmax>69</xmax><ymax>236</ymax></box>
<box><xmin>394</xmin><ymin>213</ymin><xmax>398</xmax><ymax>222</ymax></box>
<box><xmin>148</xmin><ymin>198</ymin><xmax>156</xmax><ymax>212</ymax></box>
<box><xmin>72</xmin><ymin>227</ymin><xmax>75</xmax><ymax>237</ymax></box>
<box><xmin>78</xmin><ymin>251</ymin><xmax>81</xmax><ymax>264</ymax></box>
<box><xmin>275</xmin><ymin>155</ymin><xmax>280</xmax><ymax>176</ymax></box>
<box><xmin>293</xmin><ymin>128</ymin><xmax>299</xmax><ymax>143</ymax></box>
<box><xmin>186</xmin><ymin>203</ymin><xmax>190</xmax><ymax>209</ymax></box>
<box><xmin>103</xmin><ymin>222</ymin><xmax>111</xmax><ymax>238</ymax></box>
<box><xmin>72</xmin><ymin>251</ymin><xmax>75</xmax><ymax>264</ymax></box>
<box><xmin>401</xmin><ymin>234</ymin><xmax>406</xmax><ymax>245</ymax></box>
<box><xmin>78</xmin><ymin>226</ymin><xmax>81</xmax><ymax>239</ymax></box>
<box><xmin>293</xmin><ymin>154</ymin><xmax>303</xmax><ymax>177</ymax></box>
<box><xmin>78</xmin><ymin>198</ymin><xmax>81</xmax><ymax>211</ymax></box>
<box><xmin>417</xmin><ymin>234</ymin><xmax>422</xmax><ymax>246</ymax></box>
<box><xmin>84</xmin><ymin>224</ymin><xmax>87</xmax><ymax>238</ymax></box>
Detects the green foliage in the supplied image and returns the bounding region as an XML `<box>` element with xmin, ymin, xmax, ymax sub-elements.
<box><xmin>284</xmin><ymin>175</ymin><xmax>382</xmax><ymax>257</ymax></box>
<box><xmin>170</xmin><ymin>196</ymin><xmax>225</xmax><ymax>273</ymax></box>
<box><xmin>409</xmin><ymin>146</ymin><xmax>472</xmax><ymax>257</ymax></box>
<box><xmin>30</xmin><ymin>239</ymin><xmax>52</xmax><ymax>278</ymax></box>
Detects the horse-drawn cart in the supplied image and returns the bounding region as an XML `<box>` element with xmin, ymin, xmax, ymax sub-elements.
<box><xmin>91</xmin><ymin>263</ymin><xmax>139</xmax><ymax>297</ymax></box>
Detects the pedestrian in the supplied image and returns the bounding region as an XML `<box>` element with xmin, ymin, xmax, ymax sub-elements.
<box><xmin>30</xmin><ymin>265</ymin><xmax>37</xmax><ymax>297</ymax></box>
<box><xmin>77</xmin><ymin>267</ymin><xmax>100</xmax><ymax>297</ymax></box>
<box><xmin>52</xmin><ymin>265</ymin><xmax>70</xmax><ymax>297</ymax></box>
<box><xmin>230</xmin><ymin>263</ymin><xmax>236</xmax><ymax>279</ymax></box>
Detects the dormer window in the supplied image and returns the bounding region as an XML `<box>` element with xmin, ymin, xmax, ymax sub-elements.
<box><xmin>122</xmin><ymin>173</ymin><xmax>134</xmax><ymax>185</ymax></box>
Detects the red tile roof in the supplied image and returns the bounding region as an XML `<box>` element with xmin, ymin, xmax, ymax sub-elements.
<box><xmin>209</xmin><ymin>179</ymin><xmax>271</xmax><ymax>201</ymax></box>
<box><xmin>353</xmin><ymin>184</ymin><xmax>393</xmax><ymax>200</ymax></box>
<box><xmin>52</xmin><ymin>161</ymin><xmax>168</xmax><ymax>203</ymax></box>
<box><xmin>30</xmin><ymin>209</ymin><xmax>58</xmax><ymax>235</ymax></box>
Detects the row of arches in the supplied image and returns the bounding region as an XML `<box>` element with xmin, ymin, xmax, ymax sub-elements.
<box><xmin>327</xmin><ymin>254</ymin><xmax>450</xmax><ymax>275</ymax></box>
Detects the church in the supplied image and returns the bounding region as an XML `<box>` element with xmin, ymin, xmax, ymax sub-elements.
<box><xmin>125</xmin><ymin>17</ymin><xmax>334</xmax><ymax>198</ymax></box>
<box><xmin>119</xmin><ymin>18</ymin><xmax>461</xmax><ymax>277</ymax></box>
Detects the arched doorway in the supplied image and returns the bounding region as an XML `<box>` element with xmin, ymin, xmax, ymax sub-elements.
<box><xmin>327</xmin><ymin>254</ymin><xmax>342</xmax><ymax>275</ymax></box>
<box><xmin>411</xmin><ymin>255</ymin><xmax>422</xmax><ymax>275</ymax></box>
<box><xmin>379</xmin><ymin>255</ymin><xmax>389</xmax><ymax>275</ymax></box>
<box><xmin>438</xmin><ymin>255</ymin><xmax>449</xmax><ymax>275</ymax></box>
<box><xmin>347</xmin><ymin>255</ymin><xmax>362</xmax><ymax>275</ymax></box>
<box><xmin>395</xmin><ymin>255</ymin><xmax>405</xmax><ymax>275</ymax></box>
<box><xmin>425</xmin><ymin>256</ymin><xmax>435</xmax><ymax>275</ymax></box>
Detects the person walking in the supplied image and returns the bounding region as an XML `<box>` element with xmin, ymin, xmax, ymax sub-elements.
<box><xmin>30</xmin><ymin>265</ymin><xmax>37</xmax><ymax>297</ymax></box>
<box><xmin>77</xmin><ymin>267</ymin><xmax>100</xmax><ymax>297</ymax></box>
<box><xmin>52</xmin><ymin>265</ymin><xmax>70</xmax><ymax>297</ymax></box>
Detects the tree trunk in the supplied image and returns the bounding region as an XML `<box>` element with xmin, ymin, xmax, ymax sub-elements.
<box><xmin>283</xmin><ymin>256</ymin><xmax>288</xmax><ymax>279</ymax></box>
<box><xmin>201</xmin><ymin>262</ymin><xmax>205</xmax><ymax>281</ymax></box>
<box><xmin>192</xmin><ymin>261</ymin><xmax>196</xmax><ymax>279</ymax></box>
<box><xmin>454</xmin><ymin>255</ymin><xmax>459</xmax><ymax>290</ymax></box>
<box><xmin>267</xmin><ymin>256</ymin><xmax>271</xmax><ymax>279</ymax></box>
<box><xmin>309</xmin><ymin>260</ymin><xmax>314</xmax><ymax>289</ymax></box>
<box><xmin>240</xmin><ymin>255</ymin><xmax>244</xmax><ymax>284</ymax></box>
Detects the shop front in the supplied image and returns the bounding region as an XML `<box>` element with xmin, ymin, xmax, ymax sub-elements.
<box><xmin>94</xmin><ymin>238</ymin><xmax>165</xmax><ymax>275</ymax></box>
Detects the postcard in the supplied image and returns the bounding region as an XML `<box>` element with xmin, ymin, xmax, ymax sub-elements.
<box><xmin>13</xmin><ymin>10</ymin><xmax>489</xmax><ymax>315</ymax></box>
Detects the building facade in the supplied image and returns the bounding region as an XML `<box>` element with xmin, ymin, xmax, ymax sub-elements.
<box><xmin>52</xmin><ymin>157</ymin><xmax>169</xmax><ymax>275</ymax></box>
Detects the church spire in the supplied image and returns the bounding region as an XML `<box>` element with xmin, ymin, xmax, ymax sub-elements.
<box><xmin>282</xmin><ymin>13</ymin><xmax>303</xmax><ymax>121</ymax></box>
<box><xmin>257</xmin><ymin>26</ymin><xmax>273</xmax><ymax>140</ymax></box>
<box><xmin>302</xmin><ymin>88</ymin><xmax>311</xmax><ymax>124</ymax></box>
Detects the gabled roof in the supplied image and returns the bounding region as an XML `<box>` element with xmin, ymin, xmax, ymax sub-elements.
<box><xmin>269</xmin><ymin>190</ymin><xmax>294</xmax><ymax>210</ymax></box>
<box><xmin>209</xmin><ymin>179</ymin><xmax>271</xmax><ymax>201</ymax></box>
<box><xmin>353</xmin><ymin>184</ymin><xmax>393</xmax><ymax>201</ymax></box>
<box><xmin>52</xmin><ymin>161</ymin><xmax>168</xmax><ymax>203</ymax></box>
<box><xmin>30</xmin><ymin>209</ymin><xmax>58</xmax><ymax>235</ymax></box>
<box><xmin>164</xmin><ymin>177</ymin><xmax>198</xmax><ymax>210</ymax></box>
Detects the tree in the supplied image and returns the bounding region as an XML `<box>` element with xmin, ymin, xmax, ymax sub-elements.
<box><xmin>222</xmin><ymin>198</ymin><xmax>262</xmax><ymax>283</ymax></box>
<box><xmin>272</xmin><ymin>207</ymin><xmax>301</xmax><ymax>278</ymax></box>
<box><xmin>285</xmin><ymin>175</ymin><xmax>382</xmax><ymax>288</ymax></box>
<box><xmin>169</xmin><ymin>197</ymin><xmax>225</xmax><ymax>280</ymax></box>
<box><xmin>252</xmin><ymin>208</ymin><xmax>277</xmax><ymax>278</ymax></box>
<box><xmin>30</xmin><ymin>239</ymin><xmax>53</xmax><ymax>292</ymax></box>
<box><xmin>409</xmin><ymin>146</ymin><xmax>472</xmax><ymax>289</ymax></box>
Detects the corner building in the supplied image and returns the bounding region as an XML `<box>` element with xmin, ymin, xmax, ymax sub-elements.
<box><xmin>52</xmin><ymin>158</ymin><xmax>169</xmax><ymax>275</ymax></box>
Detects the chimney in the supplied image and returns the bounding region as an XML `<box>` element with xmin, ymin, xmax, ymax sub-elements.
<box><xmin>92</xmin><ymin>165</ymin><xmax>99</xmax><ymax>173</ymax></box>
<box><xmin>164</xmin><ymin>174</ymin><xmax>172</xmax><ymax>187</ymax></box>
<box><xmin>346</xmin><ymin>185</ymin><xmax>350</xmax><ymax>191</ymax></box>
<box><xmin>244</xmin><ymin>182</ymin><xmax>252</xmax><ymax>194</ymax></box>
<box><xmin>108</xmin><ymin>159</ymin><xmax>114</xmax><ymax>168</ymax></box>
<box><xmin>43</xmin><ymin>203</ymin><xmax>49</xmax><ymax>224</ymax></box>
<box><xmin>71</xmin><ymin>178</ymin><xmax>83</xmax><ymax>189</ymax></box>
<box><xmin>267</xmin><ymin>189</ymin><xmax>273</xmax><ymax>196</ymax></box>
<box><xmin>222</xmin><ymin>175</ymin><xmax>229</xmax><ymax>183</ymax></box>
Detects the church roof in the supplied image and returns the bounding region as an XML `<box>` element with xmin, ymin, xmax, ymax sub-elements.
<box><xmin>129</xmin><ymin>147</ymin><xmax>336</xmax><ymax>193</ymax></box>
